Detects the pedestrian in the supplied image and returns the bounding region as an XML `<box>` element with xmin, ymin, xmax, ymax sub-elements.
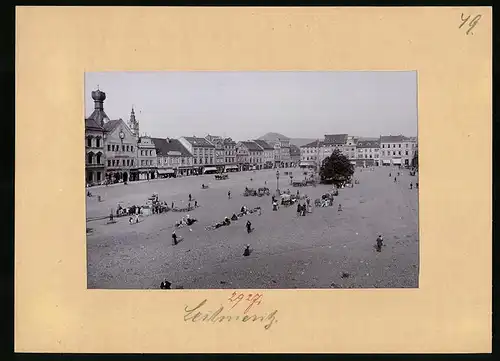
<box><xmin>394</xmin><ymin>177</ymin><xmax>397</xmax><ymax>183</ymax></box>
<box><xmin>272</xmin><ymin>201</ymin><xmax>278</xmax><ymax>211</ymax></box>
<box><xmin>410</xmin><ymin>182</ymin><xmax>413</xmax><ymax>189</ymax></box>
<box><xmin>172</xmin><ymin>230</ymin><xmax>178</xmax><ymax>245</ymax></box>
<box><xmin>189</xmin><ymin>194</ymin><xmax>192</xmax><ymax>202</ymax></box>
<box><xmin>296</xmin><ymin>202</ymin><xmax>301</xmax><ymax>217</ymax></box>
<box><xmin>243</xmin><ymin>245</ymin><xmax>251</xmax><ymax>256</ymax></box>
<box><xmin>258</xmin><ymin>207</ymin><xmax>262</xmax><ymax>216</ymax></box>
<box><xmin>160</xmin><ymin>279</ymin><xmax>171</xmax><ymax>289</ymax></box>
<box><xmin>397</xmin><ymin>172</ymin><xmax>400</xmax><ymax>176</ymax></box>
<box><xmin>228</xmin><ymin>190</ymin><xmax>231</xmax><ymax>199</ymax></box>
<box><xmin>188</xmin><ymin>202</ymin><xmax>191</xmax><ymax>210</ymax></box>
<box><xmin>376</xmin><ymin>235</ymin><xmax>384</xmax><ymax>252</ymax></box>
<box><xmin>338</xmin><ymin>204</ymin><xmax>342</xmax><ymax>212</ymax></box>
<box><xmin>389</xmin><ymin>172</ymin><xmax>391</xmax><ymax>177</ymax></box>
<box><xmin>302</xmin><ymin>205</ymin><xmax>306</xmax><ymax>216</ymax></box>
<box><xmin>194</xmin><ymin>200</ymin><xmax>198</xmax><ymax>208</ymax></box>
<box><xmin>171</xmin><ymin>201</ymin><xmax>174</xmax><ymax>209</ymax></box>
<box><xmin>246</xmin><ymin>220</ymin><xmax>252</xmax><ymax>234</ymax></box>
<box><xmin>416</xmin><ymin>182</ymin><xmax>419</xmax><ymax>189</ymax></box>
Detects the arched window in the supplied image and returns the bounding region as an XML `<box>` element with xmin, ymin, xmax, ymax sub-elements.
<box><xmin>96</xmin><ymin>137</ymin><xmax>101</xmax><ymax>148</ymax></box>
<box><xmin>87</xmin><ymin>152</ymin><xmax>93</xmax><ymax>164</ymax></box>
<box><xmin>87</xmin><ymin>136</ymin><xmax>92</xmax><ymax>148</ymax></box>
<box><xmin>96</xmin><ymin>152</ymin><xmax>102</xmax><ymax>164</ymax></box>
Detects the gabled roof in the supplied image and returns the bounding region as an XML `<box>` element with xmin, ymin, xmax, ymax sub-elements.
<box><xmin>289</xmin><ymin>144</ymin><xmax>301</xmax><ymax>155</ymax></box>
<box><xmin>241</xmin><ymin>141</ymin><xmax>263</xmax><ymax>152</ymax></box>
<box><xmin>223</xmin><ymin>138</ymin><xmax>236</xmax><ymax>145</ymax></box>
<box><xmin>85</xmin><ymin>117</ymin><xmax>104</xmax><ymax>131</ymax></box>
<box><xmin>103</xmin><ymin>119</ymin><xmax>123</xmax><ymax>133</ymax></box>
<box><xmin>324</xmin><ymin>134</ymin><xmax>348</xmax><ymax>145</ymax></box>
<box><xmin>253</xmin><ymin>139</ymin><xmax>274</xmax><ymax>150</ymax></box>
<box><xmin>380</xmin><ymin>135</ymin><xmax>406</xmax><ymax>143</ymax></box>
<box><xmin>301</xmin><ymin>140</ymin><xmax>324</xmax><ymax>148</ymax></box>
<box><xmin>356</xmin><ymin>139</ymin><xmax>380</xmax><ymax>148</ymax></box>
<box><xmin>152</xmin><ymin>138</ymin><xmax>193</xmax><ymax>157</ymax></box>
<box><xmin>182</xmin><ymin>136</ymin><xmax>215</xmax><ymax>148</ymax></box>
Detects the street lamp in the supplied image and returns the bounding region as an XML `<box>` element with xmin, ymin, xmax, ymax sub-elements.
<box><xmin>276</xmin><ymin>170</ymin><xmax>280</xmax><ymax>192</ymax></box>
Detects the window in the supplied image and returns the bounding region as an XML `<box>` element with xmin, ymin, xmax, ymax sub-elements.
<box><xmin>96</xmin><ymin>138</ymin><xmax>100</xmax><ymax>147</ymax></box>
<box><xmin>87</xmin><ymin>153</ymin><xmax>93</xmax><ymax>164</ymax></box>
<box><xmin>150</xmin><ymin>150</ymin><xmax>153</xmax><ymax>156</ymax></box>
<box><xmin>399</xmin><ymin>144</ymin><xmax>401</xmax><ymax>148</ymax></box>
<box><xmin>87</xmin><ymin>137</ymin><xmax>92</xmax><ymax>147</ymax></box>
<box><xmin>370</xmin><ymin>155</ymin><xmax>372</xmax><ymax>158</ymax></box>
<box><xmin>141</xmin><ymin>160</ymin><xmax>144</xmax><ymax>166</ymax></box>
<box><xmin>107</xmin><ymin>145</ymin><xmax>111</xmax><ymax>151</ymax></box>
<box><xmin>131</xmin><ymin>146</ymin><xmax>134</xmax><ymax>152</ymax></box>
<box><xmin>406</xmin><ymin>144</ymin><xmax>409</xmax><ymax>148</ymax></box>
<box><xmin>122</xmin><ymin>145</ymin><xmax>125</xmax><ymax>151</ymax></box>
<box><xmin>382</xmin><ymin>144</ymin><xmax>384</xmax><ymax>148</ymax></box>
<box><xmin>108</xmin><ymin>160</ymin><xmax>111</xmax><ymax>166</ymax></box>
<box><xmin>405</xmin><ymin>151</ymin><xmax>409</xmax><ymax>155</ymax></box>
<box><xmin>393</xmin><ymin>151</ymin><xmax>396</xmax><ymax>156</ymax></box>
<box><xmin>194</xmin><ymin>158</ymin><xmax>197</xmax><ymax>164</ymax></box>
<box><xmin>399</xmin><ymin>151</ymin><xmax>401</xmax><ymax>155</ymax></box>
<box><xmin>96</xmin><ymin>172</ymin><xmax>101</xmax><ymax>181</ymax></box>
<box><xmin>126</xmin><ymin>145</ymin><xmax>129</xmax><ymax>152</ymax></box>
<box><xmin>131</xmin><ymin>160</ymin><xmax>134</xmax><ymax>166</ymax></box>
<box><xmin>96</xmin><ymin>153</ymin><xmax>101</xmax><ymax>164</ymax></box>
<box><xmin>123</xmin><ymin>159</ymin><xmax>126</xmax><ymax>166</ymax></box>
<box><xmin>127</xmin><ymin>159</ymin><xmax>130</xmax><ymax>166</ymax></box>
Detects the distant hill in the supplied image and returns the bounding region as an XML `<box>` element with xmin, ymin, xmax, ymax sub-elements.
<box><xmin>258</xmin><ymin>132</ymin><xmax>290</xmax><ymax>141</ymax></box>
<box><xmin>258</xmin><ymin>132</ymin><xmax>316</xmax><ymax>147</ymax></box>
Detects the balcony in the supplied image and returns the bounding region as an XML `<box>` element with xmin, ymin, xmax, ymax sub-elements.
<box><xmin>86</xmin><ymin>163</ymin><xmax>105</xmax><ymax>168</ymax></box>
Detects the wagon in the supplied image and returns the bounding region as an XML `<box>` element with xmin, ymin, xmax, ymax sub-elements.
<box><xmin>243</xmin><ymin>188</ymin><xmax>257</xmax><ymax>197</ymax></box>
<box><xmin>292</xmin><ymin>180</ymin><xmax>306</xmax><ymax>187</ymax></box>
<box><xmin>215</xmin><ymin>174</ymin><xmax>229</xmax><ymax>180</ymax></box>
<box><xmin>257</xmin><ymin>187</ymin><xmax>270</xmax><ymax>196</ymax></box>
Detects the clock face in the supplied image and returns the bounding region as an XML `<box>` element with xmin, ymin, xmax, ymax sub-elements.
<box><xmin>119</xmin><ymin>131</ymin><xmax>125</xmax><ymax>139</ymax></box>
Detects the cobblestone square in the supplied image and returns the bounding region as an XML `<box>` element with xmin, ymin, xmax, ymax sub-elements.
<box><xmin>87</xmin><ymin>166</ymin><xmax>419</xmax><ymax>289</ymax></box>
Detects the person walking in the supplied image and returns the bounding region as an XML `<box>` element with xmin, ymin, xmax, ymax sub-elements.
<box><xmin>246</xmin><ymin>220</ymin><xmax>252</xmax><ymax>234</ymax></box>
<box><xmin>189</xmin><ymin>194</ymin><xmax>192</xmax><ymax>202</ymax></box>
<box><xmin>172</xmin><ymin>230</ymin><xmax>178</xmax><ymax>245</ymax></box>
<box><xmin>394</xmin><ymin>177</ymin><xmax>397</xmax><ymax>183</ymax></box>
<box><xmin>376</xmin><ymin>235</ymin><xmax>384</xmax><ymax>252</ymax></box>
<box><xmin>194</xmin><ymin>200</ymin><xmax>198</xmax><ymax>208</ymax></box>
<box><xmin>297</xmin><ymin>202</ymin><xmax>301</xmax><ymax>217</ymax></box>
<box><xmin>410</xmin><ymin>182</ymin><xmax>413</xmax><ymax>189</ymax></box>
<box><xmin>416</xmin><ymin>182</ymin><xmax>419</xmax><ymax>189</ymax></box>
<box><xmin>228</xmin><ymin>190</ymin><xmax>231</xmax><ymax>199</ymax></box>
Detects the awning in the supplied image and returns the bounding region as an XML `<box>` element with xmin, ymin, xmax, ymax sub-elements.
<box><xmin>382</xmin><ymin>160</ymin><xmax>391</xmax><ymax>164</ymax></box>
<box><xmin>203</xmin><ymin>167</ymin><xmax>217</xmax><ymax>173</ymax></box>
<box><xmin>157</xmin><ymin>169</ymin><xmax>174</xmax><ymax>175</ymax></box>
<box><xmin>224</xmin><ymin>165</ymin><xmax>238</xmax><ymax>170</ymax></box>
<box><xmin>299</xmin><ymin>161</ymin><xmax>315</xmax><ymax>167</ymax></box>
<box><xmin>392</xmin><ymin>159</ymin><xmax>402</xmax><ymax>165</ymax></box>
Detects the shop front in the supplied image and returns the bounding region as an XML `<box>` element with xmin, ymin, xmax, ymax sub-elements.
<box><xmin>224</xmin><ymin>165</ymin><xmax>239</xmax><ymax>172</ymax></box>
<box><xmin>157</xmin><ymin>168</ymin><xmax>175</xmax><ymax>178</ymax></box>
<box><xmin>203</xmin><ymin>166</ymin><xmax>218</xmax><ymax>174</ymax></box>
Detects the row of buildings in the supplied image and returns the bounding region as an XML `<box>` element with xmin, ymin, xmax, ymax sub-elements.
<box><xmin>299</xmin><ymin>134</ymin><xmax>418</xmax><ymax>169</ymax></box>
<box><xmin>85</xmin><ymin>89</ymin><xmax>302</xmax><ymax>185</ymax></box>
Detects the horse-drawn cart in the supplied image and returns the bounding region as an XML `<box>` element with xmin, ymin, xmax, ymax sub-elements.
<box><xmin>215</xmin><ymin>174</ymin><xmax>229</xmax><ymax>180</ymax></box>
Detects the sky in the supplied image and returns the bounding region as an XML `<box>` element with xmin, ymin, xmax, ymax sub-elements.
<box><xmin>85</xmin><ymin>71</ymin><xmax>417</xmax><ymax>140</ymax></box>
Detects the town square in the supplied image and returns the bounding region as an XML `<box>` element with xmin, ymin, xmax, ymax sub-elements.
<box><xmin>85</xmin><ymin>71</ymin><xmax>419</xmax><ymax>289</ymax></box>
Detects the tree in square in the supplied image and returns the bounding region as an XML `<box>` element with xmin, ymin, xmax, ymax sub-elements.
<box><xmin>319</xmin><ymin>149</ymin><xmax>354</xmax><ymax>186</ymax></box>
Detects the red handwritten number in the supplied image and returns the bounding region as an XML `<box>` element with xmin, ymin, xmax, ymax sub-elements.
<box><xmin>459</xmin><ymin>13</ymin><xmax>481</xmax><ymax>35</ymax></box>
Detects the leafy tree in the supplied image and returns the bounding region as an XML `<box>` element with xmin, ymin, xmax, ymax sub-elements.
<box><xmin>319</xmin><ymin>149</ymin><xmax>354</xmax><ymax>186</ymax></box>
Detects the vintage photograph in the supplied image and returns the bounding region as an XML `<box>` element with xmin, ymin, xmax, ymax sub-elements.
<box><xmin>85</xmin><ymin>71</ymin><xmax>419</xmax><ymax>289</ymax></box>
